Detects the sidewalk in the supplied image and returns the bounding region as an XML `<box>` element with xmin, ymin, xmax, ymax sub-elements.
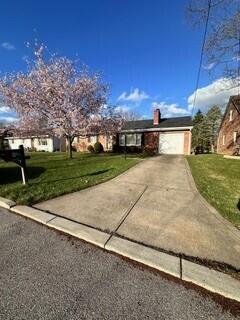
<box><xmin>34</xmin><ymin>155</ymin><xmax>240</xmax><ymax>270</ymax></box>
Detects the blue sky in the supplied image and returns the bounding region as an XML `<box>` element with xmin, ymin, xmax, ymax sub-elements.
<box><xmin>0</xmin><ymin>0</ymin><xmax>237</xmax><ymax>122</ymax></box>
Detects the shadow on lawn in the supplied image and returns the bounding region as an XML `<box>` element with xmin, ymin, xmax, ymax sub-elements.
<box><xmin>0</xmin><ymin>166</ymin><xmax>45</xmax><ymax>185</ymax></box>
<box><xmin>237</xmin><ymin>199</ymin><xmax>240</xmax><ymax>211</ymax></box>
<box><xmin>29</xmin><ymin>168</ymin><xmax>112</xmax><ymax>185</ymax></box>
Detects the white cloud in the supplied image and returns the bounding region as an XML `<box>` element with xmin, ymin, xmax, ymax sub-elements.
<box><xmin>202</xmin><ymin>62</ymin><xmax>216</xmax><ymax>70</ymax></box>
<box><xmin>152</xmin><ymin>101</ymin><xmax>190</xmax><ymax>118</ymax></box>
<box><xmin>117</xmin><ymin>88</ymin><xmax>149</xmax><ymax>103</ymax></box>
<box><xmin>0</xmin><ymin>116</ymin><xmax>16</xmax><ymax>123</ymax></box>
<box><xmin>188</xmin><ymin>78</ymin><xmax>239</xmax><ymax>113</ymax></box>
<box><xmin>0</xmin><ymin>105</ymin><xmax>10</xmax><ymax>113</ymax></box>
<box><xmin>1</xmin><ymin>42</ymin><xmax>16</xmax><ymax>50</ymax></box>
<box><xmin>114</xmin><ymin>105</ymin><xmax>130</xmax><ymax>113</ymax></box>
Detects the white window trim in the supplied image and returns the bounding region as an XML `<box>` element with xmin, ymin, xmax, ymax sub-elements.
<box><xmin>230</xmin><ymin>110</ymin><xmax>233</xmax><ymax>121</ymax></box>
<box><xmin>222</xmin><ymin>135</ymin><xmax>225</xmax><ymax>146</ymax></box>
<box><xmin>233</xmin><ymin>131</ymin><xmax>237</xmax><ymax>143</ymax></box>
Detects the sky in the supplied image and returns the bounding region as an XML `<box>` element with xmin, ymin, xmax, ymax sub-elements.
<box><xmin>0</xmin><ymin>0</ymin><xmax>238</xmax><ymax>122</ymax></box>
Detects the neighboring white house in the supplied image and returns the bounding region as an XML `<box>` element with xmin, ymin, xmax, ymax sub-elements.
<box><xmin>5</xmin><ymin>135</ymin><xmax>66</xmax><ymax>152</ymax></box>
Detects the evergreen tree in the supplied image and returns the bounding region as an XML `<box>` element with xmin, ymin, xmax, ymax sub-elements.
<box><xmin>203</xmin><ymin>106</ymin><xmax>222</xmax><ymax>153</ymax></box>
<box><xmin>191</xmin><ymin>109</ymin><xmax>204</xmax><ymax>151</ymax></box>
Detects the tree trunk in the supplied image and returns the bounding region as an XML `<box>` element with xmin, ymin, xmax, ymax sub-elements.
<box><xmin>211</xmin><ymin>143</ymin><xmax>214</xmax><ymax>154</ymax></box>
<box><xmin>67</xmin><ymin>136</ymin><xmax>73</xmax><ymax>159</ymax></box>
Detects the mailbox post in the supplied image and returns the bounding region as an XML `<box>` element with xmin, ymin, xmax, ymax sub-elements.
<box><xmin>124</xmin><ymin>134</ymin><xmax>127</xmax><ymax>160</ymax></box>
<box><xmin>19</xmin><ymin>145</ymin><xmax>27</xmax><ymax>185</ymax></box>
<box><xmin>0</xmin><ymin>145</ymin><xmax>30</xmax><ymax>185</ymax></box>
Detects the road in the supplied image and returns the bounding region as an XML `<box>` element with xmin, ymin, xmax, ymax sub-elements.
<box><xmin>0</xmin><ymin>208</ymin><xmax>239</xmax><ymax>320</ymax></box>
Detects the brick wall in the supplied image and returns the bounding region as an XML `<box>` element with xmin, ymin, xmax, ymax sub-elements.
<box><xmin>217</xmin><ymin>104</ymin><xmax>240</xmax><ymax>155</ymax></box>
<box><xmin>143</xmin><ymin>132</ymin><xmax>159</xmax><ymax>153</ymax></box>
<box><xmin>184</xmin><ymin>131</ymin><xmax>191</xmax><ymax>155</ymax></box>
<box><xmin>72</xmin><ymin>135</ymin><xmax>113</xmax><ymax>152</ymax></box>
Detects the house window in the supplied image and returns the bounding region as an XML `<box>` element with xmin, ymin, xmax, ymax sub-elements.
<box><xmin>90</xmin><ymin>135</ymin><xmax>97</xmax><ymax>144</ymax></box>
<box><xmin>106</xmin><ymin>135</ymin><xmax>112</xmax><ymax>149</ymax></box>
<box><xmin>119</xmin><ymin>133</ymin><xmax>142</xmax><ymax>146</ymax></box>
<box><xmin>222</xmin><ymin>135</ymin><xmax>225</xmax><ymax>146</ymax></box>
<box><xmin>233</xmin><ymin>131</ymin><xmax>237</xmax><ymax>143</ymax></box>
<box><xmin>230</xmin><ymin>110</ymin><xmax>233</xmax><ymax>121</ymax></box>
<box><xmin>11</xmin><ymin>139</ymin><xmax>14</xmax><ymax>144</ymax></box>
<box><xmin>38</xmin><ymin>138</ymin><xmax>48</xmax><ymax>145</ymax></box>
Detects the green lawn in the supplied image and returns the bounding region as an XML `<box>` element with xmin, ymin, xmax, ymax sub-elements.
<box><xmin>186</xmin><ymin>154</ymin><xmax>240</xmax><ymax>226</ymax></box>
<box><xmin>0</xmin><ymin>152</ymin><xmax>139</xmax><ymax>205</ymax></box>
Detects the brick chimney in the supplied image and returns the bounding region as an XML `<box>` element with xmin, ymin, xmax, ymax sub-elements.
<box><xmin>153</xmin><ymin>108</ymin><xmax>161</xmax><ymax>125</ymax></box>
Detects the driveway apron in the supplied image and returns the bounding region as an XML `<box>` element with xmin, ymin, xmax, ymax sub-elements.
<box><xmin>35</xmin><ymin>155</ymin><xmax>240</xmax><ymax>269</ymax></box>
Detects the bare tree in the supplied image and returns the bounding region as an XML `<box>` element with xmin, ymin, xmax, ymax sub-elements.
<box><xmin>187</xmin><ymin>0</ymin><xmax>240</xmax><ymax>88</ymax></box>
<box><xmin>116</xmin><ymin>109</ymin><xmax>142</xmax><ymax>121</ymax></box>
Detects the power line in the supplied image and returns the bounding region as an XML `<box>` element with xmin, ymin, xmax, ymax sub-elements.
<box><xmin>191</xmin><ymin>0</ymin><xmax>212</xmax><ymax>115</ymax></box>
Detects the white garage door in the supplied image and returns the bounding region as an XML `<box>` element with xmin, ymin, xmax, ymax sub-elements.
<box><xmin>159</xmin><ymin>133</ymin><xmax>184</xmax><ymax>154</ymax></box>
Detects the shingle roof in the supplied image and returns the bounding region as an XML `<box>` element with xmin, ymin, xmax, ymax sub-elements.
<box><xmin>231</xmin><ymin>95</ymin><xmax>240</xmax><ymax>114</ymax></box>
<box><xmin>122</xmin><ymin>116</ymin><xmax>193</xmax><ymax>131</ymax></box>
<box><xmin>218</xmin><ymin>95</ymin><xmax>240</xmax><ymax>131</ymax></box>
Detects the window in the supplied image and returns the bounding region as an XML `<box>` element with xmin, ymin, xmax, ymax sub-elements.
<box><xmin>90</xmin><ymin>135</ymin><xmax>97</xmax><ymax>144</ymax></box>
<box><xmin>38</xmin><ymin>138</ymin><xmax>48</xmax><ymax>145</ymax></box>
<box><xmin>106</xmin><ymin>135</ymin><xmax>112</xmax><ymax>150</ymax></box>
<box><xmin>222</xmin><ymin>135</ymin><xmax>225</xmax><ymax>146</ymax></box>
<box><xmin>119</xmin><ymin>134</ymin><xmax>125</xmax><ymax>146</ymax></box>
<box><xmin>230</xmin><ymin>110</ymin><xmax>233</xmax><ymax>121</ymax></box>
<box><xmin>233</xmin><ymin>131</ymin><xmax>237</xmax><ymax>143</ymax></box>
<box><xmin>119</xmin><ymin>133</ymin><xmax>142</xmax><ymax>146</ymax></box>
<box><xmin>11</xmin><ymin>139</ymin><xmax>14</xmax><ymax>144</ymax></box>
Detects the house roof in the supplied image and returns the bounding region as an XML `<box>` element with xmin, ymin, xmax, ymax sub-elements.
<box><xmin>122</xmin><ymin>116</ymin><xmax>193</xmax><ymax>131</ymax></box>
<box><xmin>231</xmin><ymin>95</ymin><xmax>240</xmax><ymax>114</ymax></box>
<box><xmin>218</xmin><ymin>95</ymin><xmax>240</xmax><ymax>131</ymax></box>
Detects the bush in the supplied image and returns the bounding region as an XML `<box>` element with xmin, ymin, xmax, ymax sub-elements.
<box><xmin>94</xmin><ymin>141</ymin><xmax>104</xmax><ymax>153</ymax></box>
<box><xmin>112</xmin><ymin>143</ymin><xmax>119</xmax><ymax>153</ymax></box>
<box><xmin>87</xmin><ymin>145</ymin><xmax>95</xmax><ymax>153</ymax></box>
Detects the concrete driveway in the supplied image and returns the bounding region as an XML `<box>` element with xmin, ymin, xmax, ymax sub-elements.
<box><xmin>35</xmin><ymin>155</ymin><xmax>240</xmax><ymax>269</ymax></box>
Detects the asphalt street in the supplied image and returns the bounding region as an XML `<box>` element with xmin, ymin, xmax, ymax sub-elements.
<box><xmin>0</xmin><ymin>208</ymin><xmax>239</xmax><ymax>320</ymax></box>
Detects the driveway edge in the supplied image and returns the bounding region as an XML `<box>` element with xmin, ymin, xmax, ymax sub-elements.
<box><xmin>184</xmin><ymin>158</ymin><xmax>240</xmax><ymax>240</ymax></box>
<box><xmin>1</xmin><ymin>200</ymin><xmax>239</xmax><ymax>303</ymax></box>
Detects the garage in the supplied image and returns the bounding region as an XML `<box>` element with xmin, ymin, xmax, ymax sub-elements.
<box><xmin>159</xmin><ymin>133</ymin><xmax>184</xmax><ymax>154</ymax></box>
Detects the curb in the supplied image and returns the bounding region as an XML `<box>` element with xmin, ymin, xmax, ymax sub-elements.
<box><xmin>0</xmin><ymin>196</ymin><xmax>16</xmax><ymax>209</ymax></box>
<box><xmin>0</xmin><ymin>199</ymin><xmax>240</xmax><ymax>303</ymax></box>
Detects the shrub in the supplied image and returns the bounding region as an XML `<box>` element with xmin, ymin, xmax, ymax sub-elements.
<box><xmin>94</xmin><ymin>141</ymin><xmax>104</xmax><ymax>153</ymax></box>
<box><xmin>87</xmin><ymin>145</ymin><xmax>95</xmax><ymax>153</ymax></box>
<box><xmin>112</xmin><ymin>143</ymin><xmax>119</xmax><ymax>153</ymax></box>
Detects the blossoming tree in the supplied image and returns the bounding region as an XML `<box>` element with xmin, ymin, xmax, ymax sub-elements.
<box><xmin>0</xmin><ymin>45</ymin><xmax>121</xmax><ymax>158</ymax></box>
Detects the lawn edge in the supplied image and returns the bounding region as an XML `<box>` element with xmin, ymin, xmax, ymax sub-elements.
<box><xmin>0</xmin><ymin>155</ymin><xmax>141</xmax><ymax>206</ymax></box>
<box><xmin>184</xmin><ymin>157</ymin><xmax>240</xmax><ymax>236</ymax></box>
<box><xmin>2</xmin><ymin>201</ymin><xmax>240</xmax><ymax>303</ymax></box>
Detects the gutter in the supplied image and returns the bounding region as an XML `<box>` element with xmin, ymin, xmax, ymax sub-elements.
<box><xmin>121</xmin><ymin>126</ymin><xmax>193</xmax><ymax>133</ymax></box>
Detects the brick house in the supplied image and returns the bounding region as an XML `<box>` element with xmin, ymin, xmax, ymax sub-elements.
<box><xmin>119</xmin><ymin>109</ymin><xmax>193</xmax><ymax>155</ymax></box>
<box><xmin>217</xmin><ymin>95</ymin><xmax>240</xmax><ymax>155</ymax></box>
<box><xmin>72</xmin><ymin>134</ymin><xmax>113</xmax><ymax>152</ymax></box>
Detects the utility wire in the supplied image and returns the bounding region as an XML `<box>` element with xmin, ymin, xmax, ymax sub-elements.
<box><xmin>238</xmin><ymin>14</ymin><xmax>240</xmax><ymax>96</ymax></box>
<box><xmin>191</xmin><ymin>0</ymin><xmax>212</xmax><ymax>115</ymax></box>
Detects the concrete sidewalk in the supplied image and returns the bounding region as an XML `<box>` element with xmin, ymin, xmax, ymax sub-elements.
<box><xmin>35</xmin><ymin>155</ymin><xmax>240</xmax><ymax>270</ymax></box>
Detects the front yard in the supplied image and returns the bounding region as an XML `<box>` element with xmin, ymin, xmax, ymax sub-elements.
<box><xmin>0</xmin><ymin>152</ymin><xmax>139</xmax><ymax>205</ymax></box>
<box><xmin>186</xmin><ymin>154</ymin><xmax>240</xmax><ymax>227</ymax></box>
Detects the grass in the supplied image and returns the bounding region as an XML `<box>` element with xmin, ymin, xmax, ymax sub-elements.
<box><xmin>0</xmin><ymin>152</ymin><xmax>139</xmax><ymax>205</ymax></box>
<box><xmin>186</xmin><ymin>154</ymin><xmax>240</xmax><ymax>226</ymax></box>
